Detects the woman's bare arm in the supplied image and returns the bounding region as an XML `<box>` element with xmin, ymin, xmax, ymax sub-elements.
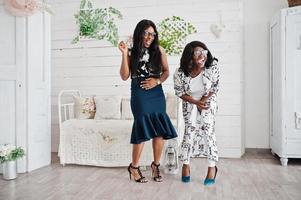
<box><xmin>118</xmin><ymin>41</ymin><xmax>130</xmax><ymax>81</ymax></box>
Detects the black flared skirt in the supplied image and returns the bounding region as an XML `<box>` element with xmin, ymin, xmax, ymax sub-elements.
<box><xmin>130</xmin><ymin>78</ymin><xmax>177</xmax><ymax>144</ymax></box>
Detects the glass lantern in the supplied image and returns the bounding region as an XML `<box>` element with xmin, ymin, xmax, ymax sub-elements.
<box><xmin>163</xmin><ymin>139</ymin><xmax>179</xmax><ymax>174</ymax></box>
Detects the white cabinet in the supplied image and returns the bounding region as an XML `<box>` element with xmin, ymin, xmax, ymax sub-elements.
<box><xmin>0</xmin><ymin>7</ymin><xmax>51</xmax><ymax>172</ymax></box>
<box><xmin>270</xmin><ymin>6</ymin><xmax>301</xmax><ymax>166</ymax></box>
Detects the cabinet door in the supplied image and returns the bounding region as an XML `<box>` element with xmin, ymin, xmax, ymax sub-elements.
<box><xmin>0</xmin><ymin>6</ymin><xmax>27</xmax><ymax>173</ymax></box>
<box><xmin>285</xmin><ymin>10</ymin><xmax>301</xmax><ymax>155</ymax></box>
<box><xmin>270</xmin><ymin>16</ymin><xmax>285</xmax><ymax>155</ymax></box>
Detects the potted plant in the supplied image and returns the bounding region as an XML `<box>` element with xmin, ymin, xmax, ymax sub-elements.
<box><xmin>0</xmin><ymin>144</ymin><xmax>25</xmax><ymax>180</ymax></box>
<box><xmin>72</xmin><ymin>0</ymin><xmax>122</xmax><ymax>46</ymax></box>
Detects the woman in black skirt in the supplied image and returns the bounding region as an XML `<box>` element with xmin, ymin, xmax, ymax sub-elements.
<box><xmin>118</xmin><ymin>19</ymin><xmax>177</xmax><ymax>183</ymax></box>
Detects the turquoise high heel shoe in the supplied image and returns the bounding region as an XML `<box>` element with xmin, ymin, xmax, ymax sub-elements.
<box><xmin>182</xmin><ymin>174</ymin><xmax>190</xmax><ymax>183</ymax></box>
<box><xmin>181</xmin><ymin>165</ymin><xmax>190</xmax><ymax>183</ymax></box>
<box><xmin>204</xmin><ymin>166</ymin><xmax>218</xmax><ymax>186</ymax></box>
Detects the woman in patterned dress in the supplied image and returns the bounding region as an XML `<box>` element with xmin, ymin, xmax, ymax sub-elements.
<box><xmin>173</xmin><ymin>41</ymin><xmax>220</xmax><ymax>185</ymax></box>
<box><xmin>118</xmin><ymin>19</ymin><xmax>177</xmax><ymax>183</ymax></box>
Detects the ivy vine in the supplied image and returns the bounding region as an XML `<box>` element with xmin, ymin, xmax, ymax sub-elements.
<box><xmin>72</xmin><ymin>0</ymin><xmax>122</xmax><ymax>46</ymax></box>
<box><xmin>158</xmin><ymin>16</ymin><xmax>197</xmax><ymax>55</ymax></box>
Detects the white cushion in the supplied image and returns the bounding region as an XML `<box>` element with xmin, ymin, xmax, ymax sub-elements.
<box><xmin>94</xmin><ymin>96</ymin><xmax>121</xmax><ymax>119</ymax></box>
<box><xmin>121</xmin><ymin>97</ymin><xmax>133</xmax><ymax>120</ymax></box>
<box><xmin>73</xmin><ymin>96</ymin><xmax>96</xmax><ymax>119</ymax></box>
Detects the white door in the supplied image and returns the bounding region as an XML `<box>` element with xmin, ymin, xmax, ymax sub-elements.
<box><xmin>26</xmin><ymin>12</ymin><xmax>51</xmax><ymax>171</ymax></box>
<box><xmin>0</xmin><ymin>5</ymin><xmax>51</xmax><ymax>172</ymax></box>
<box><xmin>285</xmin><ymin>10</ymin><xmax>301</xmax><ymax>155</ymax></box>
<box><xmin>0</xmin><ymin>6</ymin><xmax>27</xmax><ymax>172</ymax></box>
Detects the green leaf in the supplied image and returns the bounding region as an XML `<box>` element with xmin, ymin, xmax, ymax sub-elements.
<box><xmin>158</xmin><ymin>15</ymin><xmax>197</xmax><ymax>55</ymax></box>
<box><xmin>87</xmin><ymin>0</ymin><xmax>92</xmax><ymax>9</ymax></box>
<box><xmin>72</xmin><ymin>36</ymin><xmax>80</xmax><ymax>44</ymax></box>
<box><xmin>73</xmin><ymin>0</ymin><xmax>123</xmax><ymax>46</ymax></box>
<box><xmin>80</xmin><ymin>0</ymin><xmax>86</xmax><ymax>9</ymax></box>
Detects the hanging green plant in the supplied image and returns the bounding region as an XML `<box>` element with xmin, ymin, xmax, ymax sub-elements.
<box><xmin>72</xmin><ymin>0</ymin><xmax>122</xmax><ymax>46</ymax></box>
<box><xmin>158</xmin><ymin>16</ymin><xmax>197</xmax><ymax>55</ymax></box>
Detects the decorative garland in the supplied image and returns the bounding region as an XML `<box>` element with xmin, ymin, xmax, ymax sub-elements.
<box><xmin>4</xmin><ymin>0</ymin><xmax>53</xmax><ymax>17</ymax></box>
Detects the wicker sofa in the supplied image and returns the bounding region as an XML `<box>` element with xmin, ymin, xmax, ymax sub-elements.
<box><xmin>57</xmin><ymin>90</ymin><xmax>179</xmax><ymax>167</ymax></box>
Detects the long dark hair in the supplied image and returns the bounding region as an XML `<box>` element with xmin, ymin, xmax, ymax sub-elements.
<box><xmin>180</xmin><ymin>41</ymin><xmax>218</xmax><ymax>76</ymax></box>
<box><xmin>130</xmin><ymin>19</ymin><xmax>161</xmax><ymax>74</ymax></box>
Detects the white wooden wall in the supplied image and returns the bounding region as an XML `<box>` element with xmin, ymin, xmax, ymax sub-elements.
<box><xmin>244</xmin><ymin>0</ymin><xmax>287</xmax><ymax>148</ymax></box>
<box><xmin>51</xmin><ymin>0</ymin><xmax>244</xmax><ymax>157</ymax></box>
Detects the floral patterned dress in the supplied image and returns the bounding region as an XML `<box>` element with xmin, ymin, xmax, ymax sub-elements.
<box><xmin>136</xmin><ymin>48</ymin><xmax>150</xmax><ymax>77</ymax></box>
<box><xmin>173</xmin><ymin>61</ymin><xmax>220</xmax><ymax>162</ymax></box>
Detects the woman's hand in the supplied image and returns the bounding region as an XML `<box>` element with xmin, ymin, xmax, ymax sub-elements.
<box><xmin>140</xmin><ymin>78</ymin><xmax>159</xmax><ymax>90</ymax></box>
<box><xmin>118</xmin><ymin>41</ymin><xmax>128</xmax><ymax>55</ymax></box>
<box><xmin>200</xmin><ymin>95</ymin><xmax>209</xmax><ymax>105</ymax></box>
<box><xmin>196</xmin><ymin>101</ymin><xmax>209</xmax><ymax>110</ymax></box>
<box><xmin>196</xmin><ymin>95</ymin><xmax>210</xmax><ymax>110</ymax></box>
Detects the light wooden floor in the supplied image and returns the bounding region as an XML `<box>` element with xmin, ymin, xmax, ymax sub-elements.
<box><xmin>0</xmin><ymin>149</ymin><xmax>301</xmax><ymax>200</ymax></box>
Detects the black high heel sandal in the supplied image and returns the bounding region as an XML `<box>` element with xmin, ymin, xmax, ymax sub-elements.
<box><xmin>151</xmin><ymin>161</ymin><xmax>163</xmax><ymax>182</ymax></box>
<box><xmin>128</xmin><ymin>163</ymin><xmax>148</xmax><ymax>183</ymax></box>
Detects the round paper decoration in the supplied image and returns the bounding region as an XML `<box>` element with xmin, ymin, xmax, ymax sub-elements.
<box><xmin>4</xmin><ymin>0</ymin><xmax>52</xmax><ymax>17</ymax></box>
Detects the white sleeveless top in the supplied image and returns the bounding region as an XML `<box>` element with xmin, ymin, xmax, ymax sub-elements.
<box><xmin>189</xmin><ymin>71</ymin><xmax>205</xmax><ymax>126</ymax></box>
<box><xmin>190</xmin><ymin>71</ymin><xmax>205</xmax><ymax>100</ymax></box>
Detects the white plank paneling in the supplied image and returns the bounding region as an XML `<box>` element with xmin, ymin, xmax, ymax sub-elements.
<box><xmin>50</xmin><ymin>0</ymin><xmax>244</xmax><ymax>157</ymax></box>
<box><xmin>52</xmin><ymin>47</ymin><xmax>120</xmax><ymax>58</ymax></box>
<box><xmin>52</xmin><ymin>51</ymin><xmax>241</xmax><ymax>70</ymax></box>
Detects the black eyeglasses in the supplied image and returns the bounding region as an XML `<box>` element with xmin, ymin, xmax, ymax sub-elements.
<box><xmin>193</xmin><ymin>50</ymin><xmax>208</xmax><ymax>57</ymax></box>
<box><xmin>143</xmin><ymin>31</ymin><xmax>156</xmax><ymax>38</ymax></box>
